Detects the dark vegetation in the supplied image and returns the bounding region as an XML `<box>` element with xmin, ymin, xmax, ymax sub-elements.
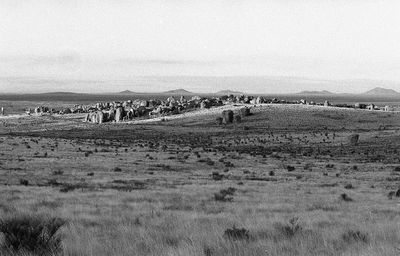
<box><xmin>0</xmin><ymin>214</ymin><xmax>66</xmax><ymax>255</ymax></box>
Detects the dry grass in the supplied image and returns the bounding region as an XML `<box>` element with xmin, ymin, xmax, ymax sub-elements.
<box><xmin>0</xmin><ymin>104</ymin><xmax>399</xmax><ymax>255</ymax></box>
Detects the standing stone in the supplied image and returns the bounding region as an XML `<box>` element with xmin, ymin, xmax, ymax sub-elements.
<box><xmin>222</xmin><ymin>110</ymin><xmax>234</xmax><ymax>123</ymax></box>
<box><xmin>115</xmin><ymin>107</ymin><xmax>124</xmax><ymax>122</ymax></box>
<box><xmin>239</xmin><ymin>107</ymin><xmax>251</xmax><ymax>117</ymax></box>
<box><xmin>349</xmin><ymin>134</ymin><xmax>359</xmax><ymax>145</ymax></box>
<box><xmin>97</xmin><ymin>111</ymin><xmax>104</xmax><ymax>124</ymax></box>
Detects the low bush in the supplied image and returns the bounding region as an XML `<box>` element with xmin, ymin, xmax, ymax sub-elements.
<box><xmin>214</xmin><ymin>187</ymin><xmax>236</xmax><ymax>202</ymax></box>
<box><xmin>214</xmin><ymin>192</ymin><xmax>233</xmax><ymax>202</ymax></box>
<box><xmin>223</xmin><ymin>226</ymin><xmax>250</xmax><ymax>240</ymax></box>
<box><xmin>113</xmin><ymin>167</ymin><xmax>122</xmax><ymax>172</ymax></box>
<box><xmin>344</xmin><ymin>183</ymin><xmax>354</xmax><ymax>189</ymax></box>
<box><xmin>340</xmin><ymin>193</ymin><xmax>353</xmax><ymax>202</ymax></box>
<box><xmin>286</xmin><ymin>166</ymin><xmax>295</xmax><ymax>172</ymax></box>
<box><xmin>0</xmin><ymin>214</ymin><xmax>66</xmax><ymax>255</ymax></box>
<box><xmin>19</xmin><ymin>179</ymin><xmax>29</xmax><ymax>186</ymax></box>
<box><xmin>212</xmin><ymin>172</ymin><xmax>223</xmax><ymax>181</ymax></box>
<box><xmin>52</xmin><ymin>170</ymin><xmax>63</xmax><ymax>175</ymax></box>
<box><xmin>274</xmin><ymin>217</ymin><xmax>303</xmax><ymax>238</ymax></box>
<box><xmin>342</xmin><ymin>230</ymin><xmax>369</xmax><ymax>244</ymax></box>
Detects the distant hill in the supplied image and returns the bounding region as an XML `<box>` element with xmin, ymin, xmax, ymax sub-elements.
<box><xmin>40</xmin><ymin>92</ymin><xmax>80</xmax><ymax>95</ymax></box>
<box><xmin>363</xmin><ymin>87</ymin><xmax>399</xmax><ymax>95</ymax></box>
<box><xmin>118</xmin><ymin>90</ymin><xmax>136</xmax><ymax>94</ymax></box>
<box><xmin>215</xmin><ymin>89</ymin><xmax>244</xmax><ymax>95</ymax></box>
<box><xmin>162</xmin><ymin>89</ymin><xmax>194</xmax><ymax>94</ymax></box>
<box><xmin>297</xmin><ymin>90</ymin><xmax>334</xmax><ymax>95</ymax></box>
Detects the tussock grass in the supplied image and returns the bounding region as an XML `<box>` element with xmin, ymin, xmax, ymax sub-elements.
<box><xmin>0</xmin><ymin>214</ymin><xmax>66</xmax><ymax>255</ymax></box>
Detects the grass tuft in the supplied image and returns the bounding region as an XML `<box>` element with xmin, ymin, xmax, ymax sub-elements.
<box><xmin>0</xmin><ymin>214</ymin><xmax>66</xmax><ymax>255</ymax></box>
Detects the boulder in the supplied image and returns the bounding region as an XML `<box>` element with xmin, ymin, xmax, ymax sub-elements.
<box><xmin>239</xmin><ymin>107</ymin><xmax>251</xmax><ymax>117</ymax></box>
<box><xmin>137</xmin><ymin>106</ymin><xmax>148</xmax><ymax>117</ymax></box>
<box><xmin>222</xmin><ymin>110</ymin><xmax>234</xmax><ymax>124</ymax></box>
<box><xmin>91</xmin><ymin>113</ymin><xmax>98</xmax><ymax>123</ymax></box>
<box><xmin>349</xmin><ymin>134</ymin><xmax>359</xmax><ymax>145</ymax></box>
<box><xmin>385</xmin><ymin>106</ymin><xmax>394</xmax><ymax>111</ymax></box>
<box><xmin>84</xmin><ymin>113</ymin><xmax>90</xmax><ymax>122</ymax></box>
<box><xmin>139</xmin><ymin>100</ymin><xmax>148</xmax><ymax>107</ymax></box>
<box><xmin>115</xmin><ymin>107</ymin><xmax>124</xmax><ymax>122</ymax></box>
<box><xmin>97</xmin><ymin>111</ymin><xmax>104</xmax><ymax>124</ymax></box>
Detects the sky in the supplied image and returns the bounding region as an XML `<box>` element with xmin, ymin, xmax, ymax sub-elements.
<box><xmin>1</xmin><ymin>0</ymin><xmax>400</xmax><ymax>93</ymax></box>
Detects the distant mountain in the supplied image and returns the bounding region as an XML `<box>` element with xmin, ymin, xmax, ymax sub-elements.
<box><xmin>363</xmin><ymin>87</ymin><xmax>399</xmax><ymax>95</ymax></box>
<box><xmin>297</xmin><ymin>90</ymin><xmax>334</xmax><ymax>95</ymax></box>
<box><xmin>163</xmin><ymin>89</ymin><xmax>194</xmax><ymax>94</ymax></box>
<box><xmin>40</xmin><ymin>91</ymin><xmax>79</xmax><ymax>95</ymax></box>
<box><xmin>215</xmin><ymin>89</ymin><xmax>244</xmax><ymax>95</ymax></box>
<box><xmin>118</xmin><ymin>90</ymin><xmax>136</xmax><ymax>94</ymax></box>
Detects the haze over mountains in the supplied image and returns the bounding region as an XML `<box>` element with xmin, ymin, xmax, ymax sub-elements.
<box><xmin>10</xmin><ymin>87</ymin><xmax>400</xmax><ymax>97</ymax></box>
<box><xmin>1</xmin><ymin>76</ymin><xmax>400</xmax><ymax>96</ymax></box>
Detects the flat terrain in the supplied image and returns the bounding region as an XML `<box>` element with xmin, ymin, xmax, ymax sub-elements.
<box><xmin>0</xmin><ymin>104</ymin><xmax>400</xmax><ymax>255</ymax></box>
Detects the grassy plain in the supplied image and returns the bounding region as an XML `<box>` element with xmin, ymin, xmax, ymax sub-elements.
<box><xmin>0</xmin><ymin>104</ymin><xmax>399</xmax><ymax>255</ymax></box>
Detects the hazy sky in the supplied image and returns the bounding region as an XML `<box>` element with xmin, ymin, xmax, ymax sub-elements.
<box><xmin>1</xmin><ymin>0</ymin><xmax>400</xmax><ymax>93</ymax></box>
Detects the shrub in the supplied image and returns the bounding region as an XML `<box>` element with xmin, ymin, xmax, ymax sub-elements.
<box><xmin>340</xmin><ymin>193</ymin><xmax>353</xmax><ymax>202</ymax></box>
<box><xmin>59</xmin><ymin>184</ymin><xmax>77</xmax><ymax>193</ymax></box>
<box><xmin>113</xmin><ymin>167</ymin><xmax>122</xmax><ymax>172</ymax></box>
<box><xmin>275</xmin><ymin>217</ymin><xmax>303</xmax><ymax>238</ymax></box>
<box><xmin>220</xmin><ymin>187</ymin><xmax>236</xmax><ymax>196</ymax></box>
<box><xmin>47</xmin><ymin>179</ymin><xmax>60</xmax><ymax>186</ymax></box>
<box><xmin>342</xmin><ymin>230</ymin><xmax>369</xmax><ymax>244</ymax></box>
<box><xmin>19</xmin><ymin>179</ymin><xmax>29</xmax><ymax>186</ymax></box>
<box><xmin>223</xmin><ymin>226</ymin><xmax>250</xmax><ymax>240</ymax></box>
<box><xmin>0</xmin><ymin>215</ymin><xmax>66</xmax><ymax>255</ymax></box>
<box><xmin>214</xmin><ymin>192</ymin><xmax>233</xmax><ymax>202</ymax></box>
<box><xmin>286</xmin><ymin>166</ymin><xmax>295</xmax><ymax>172</ymax></box>
<box><xmin>344</xmin><ymin>183</ymin><xmax>354</xmax><ymax>189</ymax></box>
<box><xmin>269</xmin><ymin>170</ymin><xmax>275</xmax><ymax>176</ymax></box>
<box><xmin>212</xmin><ymin>172</ymin><xmax>223</xmax><ymax>181</ymax></box>
<box><xmin>388</xmin><ymin>191</ymin><xmax>395</xmax><ymax>199</ymax></box>
<box><xmin>393</xmin><ymin>166</ymin><xmax>400</xmax><ymax>172</ymax></box>
<box><xmin>224</xmin><ymin>161</ymin><xmax>234</xmax><ymax>167</ymax></box>
<box><xmin>52</xmin><ymin>170</ymin><xmax>63</xmax><ymax>175</ymax></box>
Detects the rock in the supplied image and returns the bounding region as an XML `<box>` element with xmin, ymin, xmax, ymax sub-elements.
<box><xmin>239</xmin><ymin>107</ymin><xmax>251</xmax><ymax>117</ymax></box>
<box><xmin>97</xmin><ymin>111</ymin><xmax>104</xmax><ymax>124</ymax></box>
<box><xmin>115</xmin><ymin>107</ymin><xmax>124</xmax><ymax>122</ymax></box>
<box><xmin>349</xmin><ymin>134</ymin><xmax>359</xmax><ymax>145</ymax></box>
<box><xmin>222</xmin><ymin>110</ymin><xmax>234</xmax><ymax>123</ymax></box>
<box><xmin>84</xmin><ymin>113</ymin><xmax>90</xmax><ymax>122</ymax></box>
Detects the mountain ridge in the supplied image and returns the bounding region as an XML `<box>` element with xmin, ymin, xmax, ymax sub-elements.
<box><xmin>363</xmin><ymin>87</ymin><xmax>399</xmax><ymax>95</ymax></box>
<box><xmin>215</xmin><ymin>89</ymin><xmax>244</xmax><ymax>95</ymax></box>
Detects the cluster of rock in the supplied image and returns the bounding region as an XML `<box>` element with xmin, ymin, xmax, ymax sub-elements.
<box><xmin>83</xmin><ymin>96</ymin><xmax>224</xmax><ymax>124</ymax></box>
<box><xmin>25</xmin><ymin>93</ymin><xmax>398</xmax><ymax>122</ymax></box>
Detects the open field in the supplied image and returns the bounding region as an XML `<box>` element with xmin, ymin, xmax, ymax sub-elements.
<box><xmin>0</xmin><ymin>104</ymin><xmax>400</xmax><ymax>255</ymax></box>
